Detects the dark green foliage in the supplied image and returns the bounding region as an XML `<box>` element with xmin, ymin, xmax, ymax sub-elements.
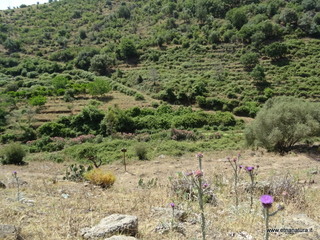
<box><xmin>173</xmin><ymin>112</ymin><xmax>208</xmax><ymax>129</ymax></box>
<box><xmin>136</xmin><ymin>115</ymin><xmax>171</xmax><ymax>130</ymax></box>
<box><xmin>279</xmin><ymin>8</ymin><xmax>298</xmax><ymax>26</ymax></box>
<box><xmin>72</xmin><ymin>105</ymin><xmax>105</xmax><ymax>134</ymax></box>
<box><xmin>1</xmin><ymin>143</ymin><xmax>26</xmax><ymax>165</ymax></box>
<box><xmin>226</xmin><ymin>7</ymin><xmax>248</xmax><ymax>30</ymax></box>
<box><xmin>245</xmin><ymin>97</ymin><xmax>320</xmax><ymax>153</ymax></box>
<box><xmin>49</xmin><ymin>48</ymin><xmax>76</xmax><ymax>62</ymax></box>
<box><xmin>233</xmin><ymin>102</ymin><xmax>259</xmax><ymax>118</ymax></box>
<box><xmin>75</xmin><ymin>48</ymin><xmax>99</xmax><ymax>70</ymax></box>
<box><xmin>119</xmin><ymin>38</ymin><xmax>138</xmax><ymax>60</ymax></box>
<box><xmin>118</xmin><ymin>5</ymin><xmax>131</xmax><ymax>19</ymax></box>
<box><xmin>209</xmin><ymin>111</ymin><xmax>237</xmax><ymax>127</ymax></box>
<box><xmin>0</xmin><ymin>133</ymin><xmax>16</xmax><ymax>144</ymax></box>
<box><xmin>240</xmin><ymin>52</ymin><xmax>259</xmax><ymax>69</ymax></box>
<box><xmin>28</xmin><ymin>136</ymin><xmax>66</xmax><ymax>152</ymax></box>
<box><xmin>4</xmin><ymin>38</ymin><xmax>21</xmax><ymax>52</ymax></box>
<box><xmin>251</xmin><ymin>64</ymin><xmax>266</xmax><ymax>81</ymax></box>
<box><xmin>37</xmin><ymin>122</ymin><xmax>72</xmax><ymax>137</ymax></box>
<box><xmin>0</xmin><ymin>108</ymin><xmax>8</xmax><ymax>126</ymax></box>
<box><xmin>264</xmin><ymin>42</ymin><xmax>288</xmax><ymax>60</ymax></box>
<box><xmin>89</xmin><ymin>54</ymin><xmax>114</xmax><ymax>75</ymax></box>
<box><xmin>100</xmin><ymin>107</ymin><xmax>135</xmax><ymax>135</ymax></box>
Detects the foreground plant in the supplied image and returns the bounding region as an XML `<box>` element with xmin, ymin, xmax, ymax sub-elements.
<box><xmin>227</xmin><ymin>154</ymin><xmax>242</xmax><ymax>207</ymax></box>
<box><xmin>12</xmin><ymin>171</ymin><xmax>21</xmax><ymax>201</ymax></box>
<box><xmin>260</xmin><ymin>195</ymin><xmax>284</xmax><ymax>240</ymax></box>
<box><xmin>64</xmin><ymin>164</ymin><xmax>93</xmax><ymax>182</ymax></box>
<box><xmin>197</xmin><ymin>153</ymin><xmax>204</xmax><ymax>170</ymax></box>
<box><xmin>170</xmin><ymin>203</ymin><xmax>175</xmax><ymax>229</ymax></box>
<box><xmin>187</xmin><ymin>170</ymin><xmax>206</xmax><ymax>240</ymax></box>
<box><xmin>245</xmin><ymin>166</ymin><xmax>258</xmax><ymax>209</ymax></box>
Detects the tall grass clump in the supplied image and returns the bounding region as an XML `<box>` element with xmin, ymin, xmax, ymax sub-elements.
<box><xmin>135</xmin><ymin>143</ymin><xmax>148</xmax><ymax>160</ymax></box>
<box><xmin>84</xmin><ymin>168</ymin><xmax>116</xmax><ymax>188</ymax></box>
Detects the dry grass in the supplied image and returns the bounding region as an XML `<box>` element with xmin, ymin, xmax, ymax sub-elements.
<box><xmin>0</xmin><ymin>150</ymin><xmax>319</xmax><ymax>239</ymax></box>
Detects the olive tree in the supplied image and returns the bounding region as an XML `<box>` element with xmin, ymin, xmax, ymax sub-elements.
<box><xmin>245</xmin><ymin>96</ymin><xmax>320</xmax><ymax>154</ymax></box>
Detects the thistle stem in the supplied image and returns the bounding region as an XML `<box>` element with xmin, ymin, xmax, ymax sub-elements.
<box><xmin>264</xmin><ymin>208</ymin><xmax>269</xmax><ymax>240</ymax></box>
<box><xmin>198</xmin><ymin>177</ymin><xmax>206</xmax><ymax>240</ymax></box>
<box><xmin>235</xmin><ymin>173</ymin><xmax>239</xmax><ymax>207</ymax></box>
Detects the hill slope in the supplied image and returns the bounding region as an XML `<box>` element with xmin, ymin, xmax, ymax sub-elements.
<box><xmin>0</xmin><ymin>0</ymin><xmax>319</xmax><ymax>138</ymax></box>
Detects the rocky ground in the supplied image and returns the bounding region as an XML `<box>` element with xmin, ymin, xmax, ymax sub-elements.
<box><xmin>0</xmin><ymin>149</ymin><xmax>319</xmax><ymax>240</ymax></box>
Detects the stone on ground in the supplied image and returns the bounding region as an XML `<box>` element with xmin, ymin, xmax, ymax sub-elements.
<box><xmin>0</xmin><ymin>224</ymin><xmax>21</xmax><ymax>239</ymax></box>
<box><xmin>81</xmin><ymin>214</ymin><xmax>138</xmax><ymax>239</ymax></box>
<box><xmin>104</xmin><ymin>236</ymin><xmax>138</xmax><ymax>240</ymax></box>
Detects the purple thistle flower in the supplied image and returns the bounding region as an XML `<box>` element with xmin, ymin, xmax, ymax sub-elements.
<box><xmin>194</xmin><ymin>170</ymin><xmax>203</xmax><ymax>178</ymax></box>
<box><xmin>203</xmin><ymin>183</ymin><xmax>209</xmax><ymax>188</ymax></box>
<box><xmin>197</xmin><ymin>153</ymin><xmax>204</xmax><ymax>158</ymax></box>
<box><xmin>185</xmin><ymin>171</ymin><xmax>193</xmax><ymax>177</ymax></box>
<box><xmin>233</xmin><ymin>158</ymin><xmax>237</xmax><ymax>162</ymax></box>
<box><xmin>260</xmin><ymin>195</ymin><xmax>274</xmax><ymax>208</ymax></box>
<box><xmin>239</xmin><ymin>165</ymin><xmax>243</xmax><ymax>169</ymax></box>
<box><xmin>245</xmin><ymin>166</ymin><xmax>254</xmax><ymax>172</ymax></box>
<box><xmin>170</xmin><ymin>203</ymin><xmax>175</xmax><ymax>208</ymax></box>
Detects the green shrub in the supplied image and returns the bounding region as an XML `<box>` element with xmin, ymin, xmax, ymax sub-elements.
<box><xmin>1</xmin><ymin>143</ymin><xmax>26</xmax><ymax>165</ymax></box>
<box><xmin>209</xmin><ymin>111</ymin><xmax>237</xmax><ymax>127</ymax></box>
<box><xmin>233</xmin><ymin>102</ymin><xmax>259</xmax><ymax>118</ymax></box>
<box><xmin>134</xmin><ymin>93</ymin><xmax>145</xmax><ymax>101</ymax></box>
<box><xmin>264</xmin><ymin>42</ymin><xmax>288</xmax><ymax>60</ymax></box>
<box><xmin>240</xmin><ymin>52</ymin><xmax>259</xmax><ymax>69</ymax></box>
<box><xmin>172</xmin><ymin>113</ymin><xmax>208</xmax><ymax>129</ymax></box>
<box><xmin>245</xmin><ymin>96</ymin><xmax>320</xmax><ymax>154</ymax></box>
<box><xmin>29</xmin><ymin>95</ymin><xmax>47</xmax><ymax>106</ymax></box>
<box><xmin>0</xmin><ymin>133</ymin><xmax>16</xmax><ymax>143</ymax></box>
<box><xmin>135</xmin><ymin>143</ymin><xmax>148</xmax><ymax>160</ymax></box>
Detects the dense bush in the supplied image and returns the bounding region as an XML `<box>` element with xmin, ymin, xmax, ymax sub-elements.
<box><xmin>240</xmin><ymin>52</ymin><xmax>259</xmax><ymax>69</ymax></box>
<box><xmin>245</xmin><ymin>96</ymin><xmax>320</xmax><ymax>153</ymax></box>
<box><xmin>0</xmin><ymin>143</ymin><xmax>26</xmax><ymax>165</ymax></box>
<box><xmin>264</xmin><ymin>42</ymin><xmax>288</xmax><ymax>60</ymax></box>
<box><xmin>29</xmin><ymin>95</ymin><xmax>47</xmax><ymax>107</ymax></box>
<box><xmin>37</xmin><ymin>122</ymin><xmax>74</xmax><ymax>137</ymax></box>
<box><xmin>118</xmin><ymin>38</ymin><xmax>138</xmax><ymax>60</ymax></box>
<box><xmin>72</xmin><ymin>105</ymin><xmax>105</xmax><ymax>134</ymax></box>
<box><xmin>88</xmin><ymin>78</ymin><xmax>111</xmax><ymax>97</ymax></box>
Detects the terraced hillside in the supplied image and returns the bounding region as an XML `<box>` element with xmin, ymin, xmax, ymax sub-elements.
<box><xmin>0</xmin><ymin>0</ymin><xmax>319</xmax><ymax>146</ymax></box>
